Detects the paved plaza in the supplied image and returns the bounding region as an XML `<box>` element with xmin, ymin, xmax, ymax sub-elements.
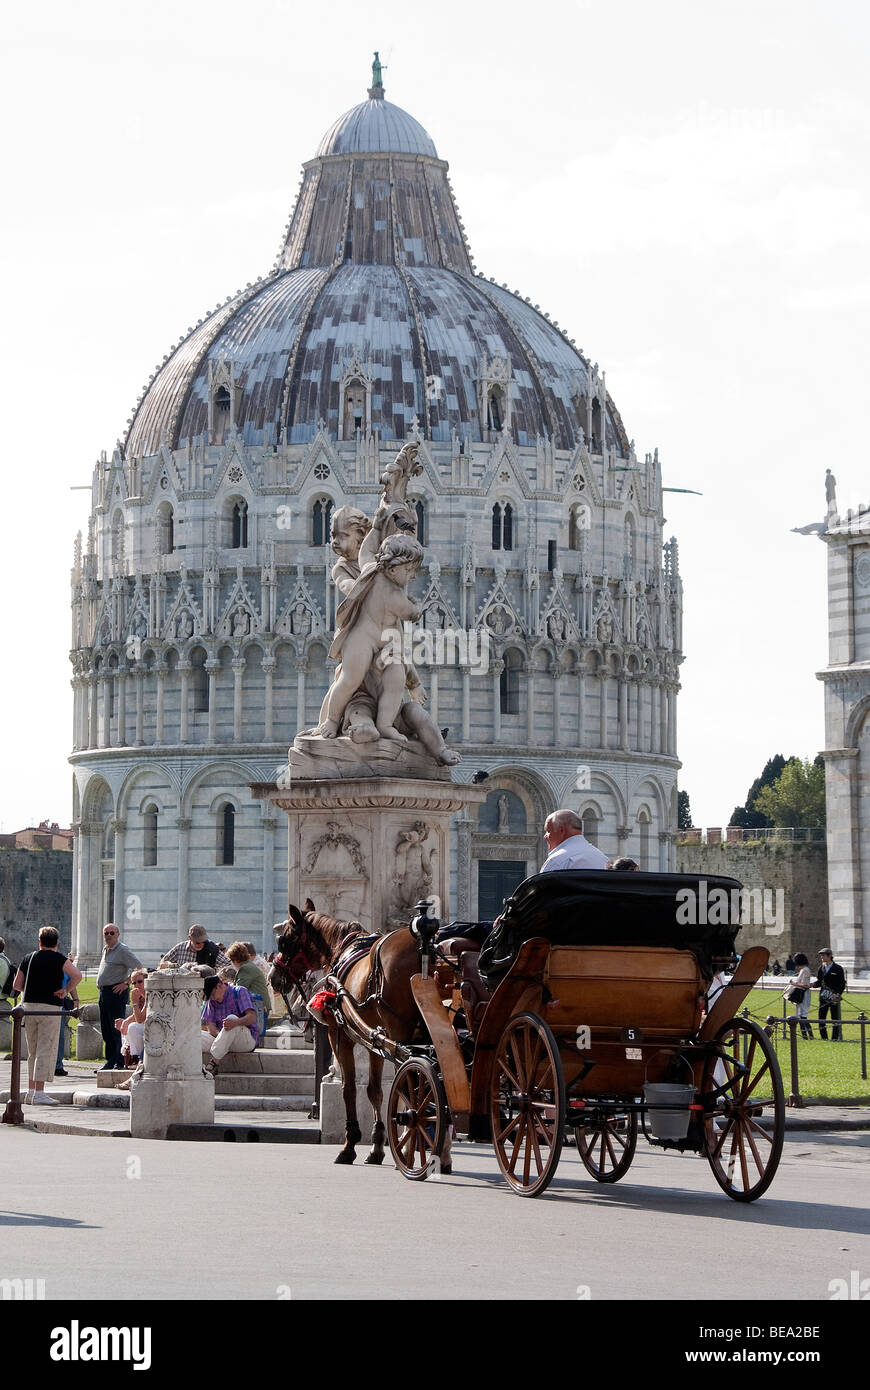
<box><xmin>2</xmin><ymin>1122</ymin><xmax>869</xmax><ymax>1303</ymax></box>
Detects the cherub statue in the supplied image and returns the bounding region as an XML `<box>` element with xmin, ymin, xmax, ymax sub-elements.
<box><xmin>317</xmin><ymin>535</ymin><xmax>425</xmax><ymax>742</ymax></box>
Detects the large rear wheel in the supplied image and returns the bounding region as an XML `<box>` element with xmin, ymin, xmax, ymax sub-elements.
<box><xmin>388</xmin><ymin>1057</ymin><xmax>448</xmax><ymax>1181</ymax></box>
<box><xmin>490</xmin><ymin>1012</ymin><xmax>565</xmax><ymax>1197</ymax></box>
<box><xmin>702</xmin><ymin>1017</ymin><xmax>784</xmax><ymax>1202</ymax></box>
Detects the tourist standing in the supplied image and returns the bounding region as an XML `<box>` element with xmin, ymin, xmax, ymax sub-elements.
<box><xmin>96</xmin><ymin>924</ymin><xmax>142</xmax><ymax>1071</ymax></box>
<box><xmin>815</xmin><ymin>948</ymin><xmax>846</xmax><ymax>1042</ymax></box>
<box><xmin>785</xmin><ymin>953</ymin><xmax>813</xmax><ymax>1040</ymax></box>
<box><xmin>12</xmin><ymin>926</ymin><xmax>82</xmax><ymax>1104</ymax></box>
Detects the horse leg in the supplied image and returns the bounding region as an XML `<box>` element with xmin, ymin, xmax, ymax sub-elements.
<box><xmin>332</xmin><ymin>1030</ymin><xmax>362</xmax><ymax>1165</ymax></box>
<box><xmin>439</xmin><ymin>1121</ymin><xmax>453</xmax><ymax>1176</ymax></box>
<box><xmin>364</xmin><ymin>1052</ymin><xmax>386</xmax><ymax>1165</ymax></box>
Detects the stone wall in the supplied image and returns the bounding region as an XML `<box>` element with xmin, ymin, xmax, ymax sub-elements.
<box><xmin>0</xmin><ymin>849</ymin><xmax>74</xmax><ymax>964</ymax></box>
<box><xmin>674</xmin><ymin>838</ymin><xmax>828</xmax><ymax>962</ymax></box>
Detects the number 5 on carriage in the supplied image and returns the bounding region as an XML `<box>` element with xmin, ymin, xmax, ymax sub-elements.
<box><xmin>575</xmin><ymin>1024</ymin><xmax>591</xmax><ymax>1050</ymax></box>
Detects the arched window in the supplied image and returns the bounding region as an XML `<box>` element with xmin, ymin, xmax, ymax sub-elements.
<box><xmin>214</xmin><ymin>386</ymin><xmax>231</xmax><ymax>443</ymax></box>
<box><xmin>191</xmin><ymin>647</ymin><xmax>208</xmax><ymax>713</ymax></box>
<box><xmin>111</xmin><ymin>510</ymin><xmax>124</xmax><ymax>563</ymax></box>
<box><xmin>491</xmin><ymin>502</ymin><xmax>514</xmax><ymax>551</ymax></box>
<box><xmin>581</xmin><ymin>809</ymin><xmax>599</xmax><ymax>846</ymax></box>
<box><xmin>143</xmin><ymin>805</ymin><xmax>158</xmax><ymax>867</ymax></box>
<box><xmin>624</xmin><ymin>515</ymin><xmax>635</xmax><ymax>572</ymax></box>
<box><xmin>413</xmin><ymin>498</ymin><xmax>426</xmax><ymax>546</ymax></box>
<box><xmin>568</xmin><ymin>502</ymin><xmax>590</xmax><ymax>550</ymax></box>
<box><xmin>217</xmin><ymin>803</ymin><xmax>235</xmax><ymax>866</ymax></box>
<box><xmin>500</xmin><ymin>649</ymin><xmax>522</xmax><ymax>715</ymax></box>
<box><xmin>157</xmin><ymin>502</ymin><xmax>174</xmax><ymax>555</ymax></box>
<box><xmin>231</xmin><ymin>500</ymin><xmax>248</xmax><ymax>549</ymax></box>
<box><xmin>343</xmin><ymin>379</ymin><xmax>367</xmax><ymax>438</ymax></box>
<box><xmin>312</xmin><ymin>497</ymin><xmax>334</xmax><ymax>546</ymax></box>
<box><xmin>637</xmin><ymin>808</ymin><xmax>651</xmax><ymax>870</ymax></box>
<box><xmin>487</xmin><ymin>385</ymin><xmax>504</xmax><ymax>433</ymax></box>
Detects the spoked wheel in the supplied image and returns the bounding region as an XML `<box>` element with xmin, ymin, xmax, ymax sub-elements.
<box><xmin>574</xmin><ymin>1109</ymin><xmax>638</xmax><ymax>1183</ymax></box>
<box><xmin>702</xmin><ymin>1016</ymin><xmax>785</xmax><ymax>1202</ymax></box>
<box><xmin>388</xmin><ymin>1057</ymin><xmax>448</xmax><ymax>1181</ymax></box>
<box><xmin>490</xmin><ymin>1012</ymin><xmax>565</xmax><ymax>1197</ymax></box>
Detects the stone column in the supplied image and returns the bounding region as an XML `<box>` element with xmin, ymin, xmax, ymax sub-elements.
<box><xmin>113</xmin><ymin>823</ymin><xmax>126</xmax><ymax>932</ymax></box>
<box><xmin>206</xmin><ymin>661</ymin><xmax>218</xmax><ymax>743</ymax></box>
<box><xmin>618</xmin><ymin>676</ymin><xmax>628</xmax><ymax>751</ymax></box>
<box><xmin>491</xmin><ymin>661</ymin><xmax>503</xmax><ymax>743</ymax></box>
<box><xmin>179</xmin><ymin>664</ymin><xmax>191</xmax><ymax>744</ymax></box>
<box><xmin>101</xmin><ymin>677</ymin><xmax>111</xmax><ymax>748</ymax></box>
<box><xmin>599</xmin><ymin>674</ymin><xmax>608</xmax><ymax>749</ymax></box>
<box><xmin>130</xmin><ymin>971</ymin><xmax>214</xmax><ymax>1139</ymax></box>
<box><xmin>526</xmin><ymin>666</ymin><xmax>535</xmax><ymax>746</ymax></box>
<box><xmin>578</xmin><ymin>671</ymin><xmax>586</xmax><ymax>747</ymax></box>
<box><xmin>822</xmin><ymin>747</ymin><xmax>865</xmax><ymax>968</ymax></box>
<box><xmin>635</xmin><ymin>679</ymin><xmax>644</xmax><ymax>750</ymax></box>
<box><xmin>261</xmin><ymin>815</ymin><xmax>277</xmax><ymax>947</ymax></box>
<box><xmin>233</xmin><ymin>659</ymin><xmax>245</xmax><ymax>742</ymax></box>
<box><xmin>660</xmin><ymin>682</ymin><xmax>668</xmax><ymax>754</ymax></box>
<box><xmin>135</xmin><ymin>670</ymin><xmax>144</xmax><ymax>746</ymax></box>
<box><xmin>263</xmin><ymin>658</ymin><xmax>276</xmax><ymax>742</ymax></box>
<box><xmin>552</xmin><ymin>669</ymin><xmax>562</xmax><ymax>745</ymax></box>
<box><xmin>156</xmin><ymin>668</ymin><xmax>166</xmax><ymax>743</ymax></box>
<box><xmin>461</xmin><ymin>667</ymin><xmax>470</xmax><ymax>742</ymax></box>
<box><xmin>176</xmin><ymin>817</ymin><xmax>192</xmax><ymax>935</ymax></box>
<box><xmin>667</xmin><ymin>684</ymin><xmax>676</xmax><ymax>755</ymax></box>
<box><xmin>117</xmin><ymin>673</ymin><xmax>127</xmax><ymax>746</ymax></box>
<box><xmin>296</xmin><ymin>659</ymin><xmax>307</xmax><ymax>730</ymax></box>
<box><xmin>89</xmin><ymin>675</ymin><xmax>99</xmax><ymax>749</ymax></box>
<box><xmin>429</xmin><ymin>668</ymin><xmax>439</xmax><ymax>726</ymax></box>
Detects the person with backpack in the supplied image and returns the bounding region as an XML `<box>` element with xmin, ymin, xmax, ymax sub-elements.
<box><xmin>159</xmin><ymin>924</ymin><xmax>232</xmax><ymax>973</ymax></box>
<box><xmin>0</xmin><ymin>938</ymin><xmax>16</xmax><ymax>999</ymax></box>
<box><xmin>815</xmin><ymin>948</ymin><xmax>846</xmax><ymax>1042</ymax></box>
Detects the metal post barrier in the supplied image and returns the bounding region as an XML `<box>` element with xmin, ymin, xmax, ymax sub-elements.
<box><xmin>785</xmin><ymin>1016</ymin><xmax>803</xmax><ymax>1108</ymax></box>
<box><xmin>308</xmin><ymin>1023</ymin><xmax>329</xmax><ymax>1122</ymax></box>
<box><xmin>1</xmin><ymin>1005</ymin><xmax>24</xmax><ymax>1125</ymax></box>
<box><xmin>860</xmin><ymin>1013</ymin><xmax>867</xmax><ymax>1082</ymax></box>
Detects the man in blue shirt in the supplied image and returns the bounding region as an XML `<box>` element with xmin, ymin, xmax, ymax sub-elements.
<box><xmin>200</xmin><ymin>976</ymin><xmax>258</xmax><ymax>1076</ymax></box>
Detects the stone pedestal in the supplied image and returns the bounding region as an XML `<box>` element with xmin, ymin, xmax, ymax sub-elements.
<box><xmin>253</xmin><ymin>776</ymin><xmax>486</xmax><ymax>932</ymax></box>
<box><xmin>319</xmin><ymin>1045</ymin><xmax>395</xmax><ymax>1146</ymax></box>
<box><xmin>130</xmin><ymin>971</ymin><xmax>214</xmax><ymax>1139</ymax></box>
<box><xmin>74</xmin><ymin>1003</ymin><xmax>103</xmax><ymax>1060</ymax></box>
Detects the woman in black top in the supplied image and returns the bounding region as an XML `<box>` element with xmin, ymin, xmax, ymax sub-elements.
<box><xmin>12</xmin><ymin>925</ymin><xmax>82</xmax><ymax>1104</ymax></box>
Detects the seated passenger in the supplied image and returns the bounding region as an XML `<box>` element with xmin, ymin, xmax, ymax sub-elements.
<box><xmin>540</xmin><ymin>810</ymin><xmax>609</xmax><ymax>871</ymax></box>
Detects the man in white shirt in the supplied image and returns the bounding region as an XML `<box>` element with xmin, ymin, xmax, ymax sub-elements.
<box><xmin>540</xmin><ymin>809</ymin><xmax>609</xmax><ymax>871</ymax></box>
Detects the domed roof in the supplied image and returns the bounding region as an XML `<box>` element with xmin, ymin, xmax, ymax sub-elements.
<box><xmin>316</xmin><ymin>97</ymin><xmax>438</xmax><ymax>159</ymax></box>
<box><xmin>123</xmin><ymin>67</ymin><xmax>628</xmax><ymax>461</ymax></box>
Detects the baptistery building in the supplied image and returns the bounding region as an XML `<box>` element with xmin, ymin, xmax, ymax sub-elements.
<box><xmin>69</xmin><ymin>65</ymin><xmax>684</xmax><ymax>961</ymax></box>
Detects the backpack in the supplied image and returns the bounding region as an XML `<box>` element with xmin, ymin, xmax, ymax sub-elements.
<box><xmin>0</xmin><ymin>953</ymin><xmax>16</xmax><ymax>997</ymax></box>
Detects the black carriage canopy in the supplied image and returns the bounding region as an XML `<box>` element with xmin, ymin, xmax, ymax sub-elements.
<box><xmin>478</xmin><ymin>870</ymin><xmax>745</xmax><ymax>987</ymax></box>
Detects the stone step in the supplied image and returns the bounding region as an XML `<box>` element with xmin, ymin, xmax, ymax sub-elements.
<box><xmin>68</xmin><ymin>1090</ymin><xmax>314</xmax><ymax>1112</ymax></box>
<box><xmin>262</xmin><ymin>1027</ymin><xmax>313</xmax><ymax>1051</ymax></box>
<box><xmin>214</xmin><ymin>1073</ymin><xmax>316</xmax><ymax>1098</ymax></box>
<box><xmin>217</xmin><ymin>1050</ymin><xmax>314</xmax><ymax>1076</ymax></box>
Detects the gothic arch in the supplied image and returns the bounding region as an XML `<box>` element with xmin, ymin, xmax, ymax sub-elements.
<box><xmin>180</xmin><ymin>760</ymin><xmax>259</xmax><ymax>819</ymax></box>
<box><xmin>844</xmin><ymin>694</ymin><xmax>870</xmax><ymax>748</ymax></box>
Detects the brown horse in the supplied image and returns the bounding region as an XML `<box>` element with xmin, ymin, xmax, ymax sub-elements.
<box><xmin>269</xmin><ymin>901</ymin><xmax>427</xmax><ymax>1166</ymax></box>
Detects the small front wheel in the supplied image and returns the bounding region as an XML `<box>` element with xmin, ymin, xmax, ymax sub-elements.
<box><xmin>575</xmin><ymin>1109</ymin><xmax>638</xmax><ymax>1183</ymax></box>
<box><xmin>388</xmin><ymin>1057</ymin><xmax>448</xmax><ymax>1181</ymax></box>
<box><xmin>490</xmin><ymin>1012</ymin><xmax>565</xmax><ymax>1197</ymax></box>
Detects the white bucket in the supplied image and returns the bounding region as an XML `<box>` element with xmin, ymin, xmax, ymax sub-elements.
<box><xmin>642</xmin><ymin>1082</ymin><xmax>695</xmax><ymax>1141</ymax></box>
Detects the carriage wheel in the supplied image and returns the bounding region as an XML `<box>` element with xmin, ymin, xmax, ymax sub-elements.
<box><xmin>702</xmin><ymin>1016</ymin><xmax>785</xmax><ymax>1202</ymax></box>
<box><xmin>575</xmin><ymin>1110</ymin><xmax>638</xmax><ymax>1183</ymax></box>
<box><xmin>388</xmin><ymin>1058</ymin><xmax>448</xmax><ymax>1181</ymax></box>
<box><xmin>490</xmin><ymin>1012</ymin><xmax>565</xmax><ymax>1197</ymax></box>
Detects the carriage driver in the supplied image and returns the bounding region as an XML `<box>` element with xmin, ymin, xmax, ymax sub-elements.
<box><xmin>540</xmin><ymin>810</ymin><xmax>609</xmax><ymax>872</ymax></box>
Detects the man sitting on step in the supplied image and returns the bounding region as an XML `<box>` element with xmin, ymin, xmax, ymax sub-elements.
<box><xmin>201</xmin><ymin>976</ymin><xmax>259</xmax><ymax>1076</ymax></box>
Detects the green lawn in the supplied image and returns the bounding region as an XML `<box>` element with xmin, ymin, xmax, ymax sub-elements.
<box><xmin>738</xmin><ymin>986</ymin><xmax>870</xmax><ymax>1100</ymax></box>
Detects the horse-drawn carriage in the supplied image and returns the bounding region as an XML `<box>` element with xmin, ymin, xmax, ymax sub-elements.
<box><xmin>272</xmin><ymin>870</ymin><xmax>785</xmax><ymax>1203</ymax></box>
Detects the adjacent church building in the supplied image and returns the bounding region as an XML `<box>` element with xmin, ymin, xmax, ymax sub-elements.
<box><xmin>69</xmin><ymin>65</ymin><xmax>684</xmax><ymax>962</ymax></box>
<box><xmin>819</xmin><ymin>477</ymin><xmax>870</xmax><ymax>970</ymax></box>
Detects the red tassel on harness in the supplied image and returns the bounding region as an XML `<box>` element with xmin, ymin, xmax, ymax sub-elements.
<box><xmin>309</xmin><ymin>989</ymin><xmax>337</xmax><ymax>1014</ymax></box>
